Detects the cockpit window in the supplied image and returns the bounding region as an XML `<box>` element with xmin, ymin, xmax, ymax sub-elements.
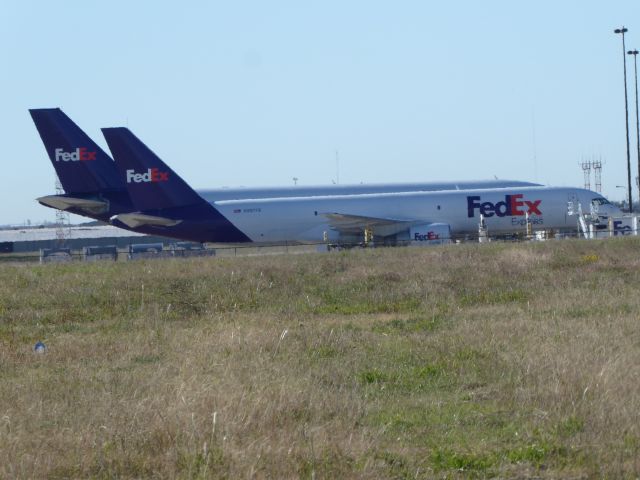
<box><xmin>591</xmin><ymin>197</ymin><xmax>610</xmax><ymax>205</ymax></box>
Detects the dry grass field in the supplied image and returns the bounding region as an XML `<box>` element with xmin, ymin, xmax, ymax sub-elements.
<box><xmin>1</xmin><ymin>238</ymin><xmax>640</xmax><ymax>479</ymax></box>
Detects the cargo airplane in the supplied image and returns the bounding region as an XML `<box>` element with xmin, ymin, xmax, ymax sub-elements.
<box><xmin>30</xmin><ymin>108</ymin><xmax>621</xmax><ymax>244</ymax></box>
<box><xmin>30</xmin><ymin>108</ymin><xmax>541</xmax><ymax>232</ymax></box>
<box><xmin>98</xmin><ymin>127</ymin><xmax>621</xmax><ymax>244</ymax></box>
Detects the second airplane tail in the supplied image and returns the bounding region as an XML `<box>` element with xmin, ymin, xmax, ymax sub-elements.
<box><xmin>101</xmin><ymin>127</ymin><xmax>206</xmax><ymax>212</ymax></box>
<box><xmin>102</xmin><ymin>127</ymin><xmax>251</xmax><ymax>242</ymax></box>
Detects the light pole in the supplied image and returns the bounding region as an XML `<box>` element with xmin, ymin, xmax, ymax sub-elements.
<box><xmin>615</xmin><ymin>27</ymin><xmax>633</xmax><ymax>213</ymax></box>
<box><xmin>628</xmin><ymin>49</ymin><xmax>640</xmax><ymax>203</ymax></box>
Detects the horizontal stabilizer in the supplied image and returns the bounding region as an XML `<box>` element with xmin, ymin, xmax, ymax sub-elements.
<box><xmin>323</xmin><ymin>212</ymin><xmax>414</xmax><ymax>236</ymax></box>
<box><xmin>37</xmin><ymin>195</ymin><xmax>108</xmax><ymax>214</ymax></box>
<box><xmin>112</xmin><ymin>212</ymin><xmax>183</xmax><ymax>228</ymax></box>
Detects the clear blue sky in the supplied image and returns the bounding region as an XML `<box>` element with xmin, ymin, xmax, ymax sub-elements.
<box><xmin>2</xmin><ymin>1</ymin><xmax>640</xmax><ymax>224</ymax></box>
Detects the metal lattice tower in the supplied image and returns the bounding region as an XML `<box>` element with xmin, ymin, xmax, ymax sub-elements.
<box><xmin>592</xmin><ymin>159</ymin><xmax>602</xmax><ymax>194</ymax></box>
<box><xmin>581</xmin><ymin>160</ymin><xmax>592</xmax><ymax>190</ymax></box>
<box><xmin>54</xmin><ymin>177</ymin><xmax>71</xmax><ymax>247</ymax></box>
<box><xmin>580</xmin><ymin>157</ymin><xmax>604</xmax><ymax>193</ymax></box>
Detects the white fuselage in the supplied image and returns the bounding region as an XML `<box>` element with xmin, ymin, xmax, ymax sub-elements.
<box><xmin>197</xmin><ymin>179</ymin><xmax>540</xmax><ymax>202</ymax></box>
<box><xmin>213</xmin><ymin>186</ymin><xmax>620</xmax><ymax>243</ymax></box>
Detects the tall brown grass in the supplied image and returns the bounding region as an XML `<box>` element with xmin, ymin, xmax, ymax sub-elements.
<box><xmin>1</xmin><ymin>238</ymin><xmax>640</xmax><ymax>478</ymax></box>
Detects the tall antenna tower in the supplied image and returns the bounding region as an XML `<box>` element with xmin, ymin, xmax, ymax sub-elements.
<box><xmin>54</xmin><ymin>177</ymin><xmax>71</xmax><ymax>247</ymax></box>
<box><xmin>592</xmin><ymin>158</ymin><xmax>602</xmax><ymax>193</ymax></box>
<box><xmin>580</xmin><ymin>156</ymin><xmax>604</xmax><ymax>193</ymax></box>
<box><xmin>581</xmin><ymin>160</ymin><xmax>592</xmax><ymax>190</ymax></box>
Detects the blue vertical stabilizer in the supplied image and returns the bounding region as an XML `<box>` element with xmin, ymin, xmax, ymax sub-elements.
<box><xmin>29</xmin><ymin>108</ymin><xmax>123</xmax><ymax>194</ymax></box>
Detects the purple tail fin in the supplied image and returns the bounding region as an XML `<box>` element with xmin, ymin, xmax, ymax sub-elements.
<box><xmin>29</xmin><ymin>108</ymin><xmax>123</xmax><ymax>194</ymax></box>
<box><xmin>101</xmin><ymin>127</ymin><xmax>206</xmax><ymax>212</ymax></box>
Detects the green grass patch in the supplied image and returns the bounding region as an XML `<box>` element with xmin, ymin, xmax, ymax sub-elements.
<box><xmin>372</xmin><ymin>313</ymin><xmax>447</xmax><ymax>334</ymax></box>
<box><xmin>313</xmin><ymin>296</ymin><xmax>421</xmax><ymax>315</ymax></box>
<box><xmin>431</xmin><ymin>448</ymin><xmax>495</xmax><ymax>473</ymax></box>
<box><xmin>503</xmin><ymin>440</ymin><xmax>566</xmax><ymax>467</ymax></box>
<box><xmin>556</xmin><ymin>415</ymin><xmax>585</xmax><ymax>437</ymax></box>
<box><xmin>458</xmin><ymin>288</ymin><xmax>528</xmax><ymax>306</ymax></box>
<box><xmin>359</xmin><ymin>368</ymin><xmax>388</xmax><ymax>385</ymax></box>
<box><xmin>132</xmin><ymin>354</ymin><xmax>162</xmax><ymax>365</ymax></box>
<box><xmin>308</xmin><ymin>345</ymin><xmax>338</xmax><ymax>359</ymax></box>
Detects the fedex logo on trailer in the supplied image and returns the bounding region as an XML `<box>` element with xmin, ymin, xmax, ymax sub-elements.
<box><xmin>613</xmin><ymin>219</ymin><xmax>634</xmax><ymax>236</ymax></box>
<box><xmin>54</xmin><ymin>148</ymin><xmax>97</xmax><ymax>162</ymax></box>
<box><xmin>414</xmin><ymin>231</ymin><xmax>440</xmax><ymax>241</ymax></box>
<box><xmin>467</xmin><ymin>194</ymin><xmax>542</xmax><ymax>218</ymax></box>
<box><xmin>410</xmin><ymin>223</ymin><xmax>451</xmax><ymax>245</ymax></box>
<box><xmin>126</xmin><ymin>168</ymin><xmax>169</xmax><ymax>183</ymax></box>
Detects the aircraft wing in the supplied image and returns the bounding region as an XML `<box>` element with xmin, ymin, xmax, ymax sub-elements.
<box><xmin>322</xmin><ymin>212</ymin><xmax>416</xmax><ymax>236</ymax></box>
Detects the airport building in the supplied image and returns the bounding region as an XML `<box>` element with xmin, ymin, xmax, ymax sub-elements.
<box><xmin>0</xmin><ymin>225</ymin><xmax>170</xmax><ymax>254</ymax></box>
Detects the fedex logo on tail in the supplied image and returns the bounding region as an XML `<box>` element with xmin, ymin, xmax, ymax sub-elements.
<box><xmin>126</xmin><ymin>168</ymin><xmax>169</xmax><ymax>184</ymax></box>
<box><xmin>467</xmin><ymin>194</ymin><xmax>542</xmax><ymax>218</ymax></box>
<box><xmin>54</xmin><ymin>148</ymin><xmax>97</xmax><ymax>162</ymax></box>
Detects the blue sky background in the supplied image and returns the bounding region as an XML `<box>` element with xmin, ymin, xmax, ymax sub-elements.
<box><xmin>1</xmin><ymin>1</ymin><xmax>640</xmax><ymax>224</ymax></box>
